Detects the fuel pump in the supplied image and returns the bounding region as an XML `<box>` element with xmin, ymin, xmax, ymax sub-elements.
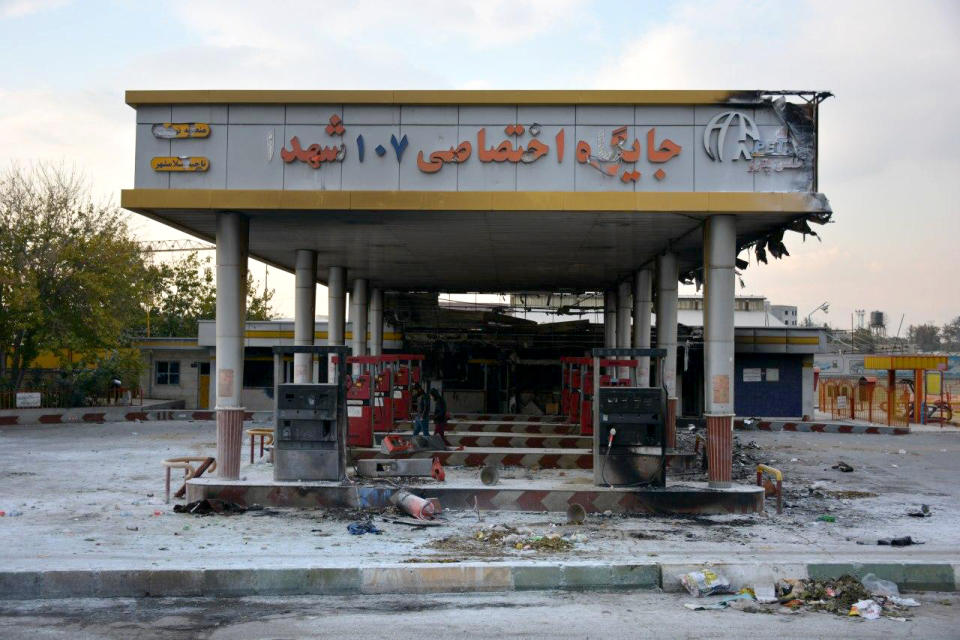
<box><xmin>580</xmin><ymin>357</ymin><xmax>637</xmax><ymax>436</ymax></box>
<box><xmin>272</xmin><ymin>345</ymin><xmax>349</xmax><ymax>482</ymax></box>
<box><xmin>591</xmin><ymin>347</ymin><xmax>668</xmax><ymax>488</ymax></box>
<box><xmin>390</xmin><ymin>354</ymin><xmax>424</xmax><ymax>421</ymax></box>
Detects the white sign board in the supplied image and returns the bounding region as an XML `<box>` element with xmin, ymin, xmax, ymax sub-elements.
<box><xmin>765</xmin><ymin>368</ymin><xmax>780</xmax><ymax>382</ymax></box>
<box><xmin>743</xmin><ymin>368</ymin><xmax>762</xmax><ymax>382</ymax></box>
<box><xmin>15</xmin><ymin>392</ymin><xmax>41</xmax><ymax>408</ymax></box>
<box><xmin>135</xmin><ymin>104</ymin><xmax>816</xmax><ymax>194</ymax></box>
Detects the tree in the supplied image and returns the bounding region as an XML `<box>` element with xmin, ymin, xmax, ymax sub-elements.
<box><xmin>0</xmin><ymin>165</ymin><xmax>151</xmax><ymax>389</ymax></box>
<box><xmin>941</xmin><ymin>316</ymin><xmax>960</xmax><ymax>352</ymax></box>
<box><xmin>143</xmin><ymin>251</ymin><xmax>275</xmax><ymax>337</ymax></box>
<box><xmin>908</xmin><ymin>323</ymin><xmax>941</xmax><ymax>352</ymax></box>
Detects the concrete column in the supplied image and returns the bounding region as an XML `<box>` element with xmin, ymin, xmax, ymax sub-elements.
<box><xmin>655</xmin><ymin>252</ymin><xmax>678</xmax><ymax>396</ymax></box>
<box><xmin>616</xmin><ymin>281</ymin><xmax>632</xmax><ymax>380</ymax></box>
<box><xmin>633</xmin><ymin>269</ymin><xmax>653</xmax><ymax>386</ymax></box>
<box><xmin>293</xmin><ymin>249</ymin><xmax>317</xmax><ymax>384</ymax></box>
<box><xmin>703</xmin><ymin>214</ymin><xmax>736</xmax><ymax>487</ymax></box>
<box><xmin>656</xmin><ymin>252</ymin><xmax>679</xmax><ymax>451</ymax></box>
<box><xmin>801</xmin><ymin>354</ymin><xmax>815</xmax><ymax>420</ymax></box>
<box><xmin>603</xmin><ymin>290</ymin><xmax>616</xmax><ymax>348</ymax></box>
<box><xmin>214</xmin><ymin>212</ymin><xmax>248</xmax><ymax>479</ymax></box>
<box><xmin>326</xmin><ymin>266</ymin><xmax>346</xmax><ymax>382</ymax></box>
<box><xmin>350</xmin><ymin>278</ymin><xmax>368</xmax><ymax>375</ymax></box>
<box><xmin>369</xmin><ymin>288</ymin><xmax>384</xmax><ymax>357</ymax></box>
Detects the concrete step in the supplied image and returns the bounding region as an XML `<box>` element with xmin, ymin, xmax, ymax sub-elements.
<box><xmin>445</xmin><ymin>433</ymin><xmax>590</xmax><ymax>449</ymax></box>
<box><xmin>395</xmin><ymin>420</ymin><xmax>582</xmax><ymax>435</ymax></box>
<box><xmin>449</xmin><ymin>413</ymin><xmax>569</xmax><ymax>423</ymax></box>
<box><xmin>351</xmin><ymin>446</ymin><xmax>696</xmax><ymax>472</ymax></box>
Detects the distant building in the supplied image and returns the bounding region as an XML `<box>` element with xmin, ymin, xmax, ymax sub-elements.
<box><xmin>768</xmin><ymin>304</ymin><xmax>799</xmax><ymax>326</ymax></box>
<box><xmin>507</xmin><ymin>293</ymin><xmax>792</xmax><ymax>328</ymax></box>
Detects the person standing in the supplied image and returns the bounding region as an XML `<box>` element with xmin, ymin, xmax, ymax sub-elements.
<box><xmin>412</xmin><ymin>385</ymin><xmax>431</xmax><ymax>437</ymax></box>
<box><xmin>430</xmin><ymin>388</ymin><xmax>449</xmax><ymax>446</ymax></box>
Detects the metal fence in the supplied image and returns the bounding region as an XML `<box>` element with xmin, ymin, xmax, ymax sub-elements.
<box><xmin>819</xmin><ymin>377</ymin><xmax>912</xmax><ymax>427</ymax></box>
<box><xmin>0</xmin><ymin>386</ymin><xmax>142</xmax><ymax>410</ymax></box>
<box><xmin>0</xmin><ymin>390</ymin><xmax>67</xmax><ymax>410</ymax></box>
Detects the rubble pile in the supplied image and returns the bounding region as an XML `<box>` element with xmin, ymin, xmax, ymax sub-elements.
<box><xmin>427</xmin><ymin>524</ymin><xmax>584</xmax><ymax>557</ymax></box>
<box><xmin>776</xmin><ymin>574</ymin><xmax>921</xmax><ymax>619</ymax></box>
<box><xmin>732</xmin><ymin>438</ymin><xmax>764</xmax><ymax>480</ymax></box>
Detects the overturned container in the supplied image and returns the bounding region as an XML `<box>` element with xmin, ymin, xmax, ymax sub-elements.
<box><xmin>390</xmin><ymin>489</ymin><xmax>439</xmax><ymax>520</ymax></box>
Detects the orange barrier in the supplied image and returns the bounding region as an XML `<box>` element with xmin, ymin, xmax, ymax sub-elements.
<box><xmin>820</xmin><ymin>377</ymin><xmax>911</xmax><ymax>427</ymax></box>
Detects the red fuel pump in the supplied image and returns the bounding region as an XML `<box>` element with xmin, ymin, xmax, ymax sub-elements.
<box><xmin>343</xmin><ymin>354</ymin><xmax>423</xmax><ymax>446</ymax></box>
<box><xmin>346</xmin><ymin>370</ymin><xmax>373</xmax><ymax>447</ymax></box>
<box><xmin>578</xmin><ymin>357</ymin><xmax>637</xmax><ymax>436</ymax></box>
<box><xmin>387</xmin><ymin>354</ymin><xmax>424</xmax><ymax>421</ymax></box>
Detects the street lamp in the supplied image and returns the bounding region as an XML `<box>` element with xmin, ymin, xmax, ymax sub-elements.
<box><xmin>805</xmin><ymin>301</ymin><xmax>829</xmax><ymax>326</ymax></box>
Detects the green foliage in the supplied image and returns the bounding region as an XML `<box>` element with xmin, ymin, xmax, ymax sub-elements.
<box><xmin>47</xmin><ymin>348</ymin><xmax>146</xmax><ymax>407</ymax></box>
<box><xmin>143</xmin><ymin>252</ymin><xmax>216</xmax><ymax>338</ymax></box>
<box><xmin>908</xmin><ymin>323</ymin><xmax>941</xmax><ymax>352</ymax></box>
<box><xmin>0</xmin><ymin>164</ymin><xmax>151</xmax><ymax>390</ymax></box>
<box><xmin>144</xmin><ymin>251</ymin><xmax>275</xmax><ymax>337</ymax></box>
<box><xmin>942</xmin><ymin>317</ymin><xmax>960</xmax><ymax>352</ymax></box>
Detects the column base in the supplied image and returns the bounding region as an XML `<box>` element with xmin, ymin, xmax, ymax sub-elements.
<box><xmin>705</xmin><ymin>413</ymin><xmax>734</xmax><ymax>488</ymax></box>
<box><xmin>666</xmin><ymin>398</ymin><xmax>677</xmax><ymax>449</ymax></box>
<box><xmin>216</xmin><ymin>407</ymin><xmax>246</xmax><ymax>479</ymax></box>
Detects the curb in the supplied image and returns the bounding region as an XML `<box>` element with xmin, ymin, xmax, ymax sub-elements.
<box><xmin>0</xmin><ymin>561</ymin><xmax>954</xmax><ymax>600</ymax></box>
<box><xmin>0</xmin><ymin>409</ymin><xmax>274</xmax><ymax>427</ymax></box>
<box><xmin>736</xmin><ymin>420</ymin><xmax>910</xmax><ymax>436</ymax></box>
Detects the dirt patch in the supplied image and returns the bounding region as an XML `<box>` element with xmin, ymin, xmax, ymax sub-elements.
<box><xmin>425</xmin><ymin>525</ymin><xmax>578</xmax><ymax>558</ymax></box>
<box><xmin>825</xmin><ymin>490</ymin><xmax>878</xmax><ymax>499</ymax></box>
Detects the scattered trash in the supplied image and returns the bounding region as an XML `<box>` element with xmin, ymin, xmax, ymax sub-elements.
<box><xmin>888</xmin><ymin>596</ymin><xmax>920</xmax><ymax>607</ymax></box>
<box><xmin>684</xmin><ymin>592</ymin><xmax>753</xmax><ymax>611</ymax></box>
<box><xmin>907</xmin><ymin>504</ymin><xmax>931</xmax><ymax>518</ymax></box>
<box><xmin>679</xmin><ymin>568</ymin><xmax>733</xmax><ymax>597</ymax></box>
<box><xmin>5</xmin><ymin>510</ymin><xmax>22</xmax><ymax>517</ymax></box>
<box><xmin>832</xmin><ymin>461</ymin><xmax>854</xmax><ymax>473</ymax></box>
<box><xmin>567</xmin><ymin>503</ymin><xmax>586</xmax><ymax>525</ymax></box>
<box><xmin>347</xmin><ymin>521</ymin><xmax>382</xmax><ymax>535</ymax></box>
<box><xmin>753</xmin><ymin>583</ymin><xmax>777</xmax><ymax>604</ymax></box>
<box><xmin>173</xmin><ymin>499</ymin><xmax>247</xmax><ymax>515</ymax></box>
<box><xmin>480</xmin><ymin>465</ymin><xmax>499</xmax><ymax>486</ymax></box>
<box><xmin>849</xmin><ymin>599</ymin><xmax>882</xmax><ymax>620</ymax></box>
<box><xmin>817</xmin><ymin>515</ymin><xmax>836</xmax><ymax>523</ymax></box>
<box><xmin>861</xmin><ymin>573</ymin><xmax>899</xmax><ymax>597</ymax></box>
<box><xmin>381</xmin><ymin>515</ymin><xmax>444</xmax><ymax>527</ymax></box>
<box><xmin>475</xmin><ymin>526</ymin><xmax>574</xmax><ymax>552</ymax></box>
<box><xmin>125</xmin><ymin>525</ymin><xmax>138</xmax><ymax>531</ymax></box>
<box><xmin>772</xmin><ymin>575</ymin><xmax>920</xmax><ymax>619</ymax></box>
<box><xmin>897</xmin><ymin>449</ymin><xmax>907</xmax><ymax>455</ymax></box>
<box><xmin>878</xmin><ymin>536</ymin><xmax>923</xmax><ymax>546</ymax></box>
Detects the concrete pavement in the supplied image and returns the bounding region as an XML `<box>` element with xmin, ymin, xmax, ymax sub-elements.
<box><xmin>2</xmin><ymin>591</ymin><xmax>958</xmax><ymax>640</ymax></box>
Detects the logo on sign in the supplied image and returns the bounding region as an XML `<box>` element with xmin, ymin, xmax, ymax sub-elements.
<box><xmin>703</xmin><ymin>111</ymin><xmax>760</xmax><ymax>162</ymax></box>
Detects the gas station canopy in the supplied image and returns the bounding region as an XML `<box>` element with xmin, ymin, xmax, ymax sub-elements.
<box><xmin>122</xmin><ymin>90</ymin><xmax>832</xmax><ymax>291</ymax></box>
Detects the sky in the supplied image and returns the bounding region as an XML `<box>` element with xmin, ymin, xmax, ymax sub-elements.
<box><xmin>1</xmin><ymin>0</ymin><xmax>958</xmax><ymax>330</ymax></box>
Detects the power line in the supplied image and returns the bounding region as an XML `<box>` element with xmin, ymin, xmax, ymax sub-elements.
<box><xmin>138</xmin><ymin>239</ymin><xmax>215</xmax><ymax>253</ymax></box>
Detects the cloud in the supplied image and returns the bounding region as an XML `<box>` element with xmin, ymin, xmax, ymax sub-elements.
<box><xmin>0</xmin><ymin>0</ymin><xmax>68</xmax><ymax>19</ymax></box>
<box><xmin>168</xmin><ymin>0</ymin><xmax>585</xmax><ymax>51</ymax></box>
<box><xmin>594</xmin><ymin>0</ymin><xmax>960</xmax><ymax>324</ymax></box>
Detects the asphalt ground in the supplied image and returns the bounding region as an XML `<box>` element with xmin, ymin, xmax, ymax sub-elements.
<box><xmin>1</xmin><ymin>590</ymin><xmax>958</xmax><ymax>639</ymax></box>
